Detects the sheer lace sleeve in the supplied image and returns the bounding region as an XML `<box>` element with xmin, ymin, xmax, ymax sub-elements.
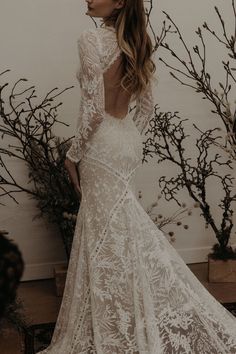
<box><xmin>65</xmin><ymin>29</ymin><xmax>104</xmax><ymax>163</ymax></box>
<box><xmin>132</xmin><ymin>79</ymin><xmax>154</xmax><ymax>135</ymax></box>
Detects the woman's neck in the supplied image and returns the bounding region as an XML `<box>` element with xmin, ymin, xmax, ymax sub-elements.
<box><xmin>101</xmin><ymin>18</ymin><xmax>115</xmax><ymax>29</ymax></box>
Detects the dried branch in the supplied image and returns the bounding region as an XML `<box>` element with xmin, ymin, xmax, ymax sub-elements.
<box><xmin>143</xmin><ymin>108</ymin><xmax>236</xmax><ymax>258</ymax></box>
<box><xmin>0</xmin><ymin>70</ymin><xmax>80</xmax><ymax>258</ymax></box>
<box><xmin>158</xmin><ymin>2</ymin><xmax>236</xmax><ymax>158</ymax></box>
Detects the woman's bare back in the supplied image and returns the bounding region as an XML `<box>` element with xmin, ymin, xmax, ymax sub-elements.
<box><xmin>99</xmin><ymin>26</ymin><xmax>132</xmax><ymax>119</ymax></box>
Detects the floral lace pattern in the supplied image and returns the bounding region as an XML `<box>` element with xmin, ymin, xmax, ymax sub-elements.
<box><xmin>65</xmin><ymin>29</ymin><xmax>105</xmax><ymax>163</ymax></box>
<box><xmin>37</xmin><ymin>27</ymin><xmax>236</xmax><ymax>354</ymax></box>
<box><xmin>66</xmin><ymin>27</ymin><xmax>154</xmax><ymax>164</ymax></box>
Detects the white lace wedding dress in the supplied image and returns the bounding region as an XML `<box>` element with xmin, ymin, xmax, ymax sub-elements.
<box><xmin>37</xmin><ymin>26</ymin><xmax>236</xmax><ymax>354</ymax></box>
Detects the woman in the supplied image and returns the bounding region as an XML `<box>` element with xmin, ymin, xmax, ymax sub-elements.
<box><xmin>37</xmin><ymin>1</ymin><xmax>236</xmax><ymax>353</ymax></box>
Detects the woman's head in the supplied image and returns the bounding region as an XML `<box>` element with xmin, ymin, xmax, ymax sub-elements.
<box><xmin>86</xmin><ymin>0</ymin><xmax>157</xmax><ymax>100</ymax></box>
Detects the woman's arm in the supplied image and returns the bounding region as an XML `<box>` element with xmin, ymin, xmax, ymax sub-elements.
<box><xmin>132</xmin><ymin>79</ymin><xmax>154</xmax><ymax>135</ymax></box>
<box><xmin>65</xmin><ymin>29</ymin><xmax>105</xmax><ymax>164</ymax></box>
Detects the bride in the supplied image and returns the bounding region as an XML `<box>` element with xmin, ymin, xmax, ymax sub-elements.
<box><xmin>37</xmin><ymin>0</ymin><xmax>236</xmax><ymax>353</ymax></box>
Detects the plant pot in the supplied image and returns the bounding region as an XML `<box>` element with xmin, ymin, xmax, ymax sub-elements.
<box><xmin>208</xmin><ymin>254</ymin><xmax>236</xmax><ymax>283</ymax></box>
<box><xmin>53</xmin><ymin>264</ymin><xmax>68</xmax><ymax>296</ymax></box>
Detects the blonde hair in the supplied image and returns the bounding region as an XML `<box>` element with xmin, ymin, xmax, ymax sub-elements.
<box><xmin>101</xmin><ymin>0</ymin><xmax>157</xmax><ymax>101</ymax></box>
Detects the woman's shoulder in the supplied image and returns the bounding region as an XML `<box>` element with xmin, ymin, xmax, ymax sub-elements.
<box><xmin>78</xmin><ymin>27</ymin><xmax>100</xmax><ymax>44</ymax></box>
<box><xmin>77</xmin><ymin>27</ymin><xmax>116</xmax><ymax>60</ymax></box>
<box><xmin>78</xmin><ymin>26</ymin><xmax>115</xmax><ymax>44</ymax></box>
<box><xmin>77</xmin><ymin>28</ymin><xmax>103</xmax><ymax>59</ymax></box>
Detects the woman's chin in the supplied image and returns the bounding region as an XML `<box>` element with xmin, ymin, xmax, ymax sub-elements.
<box><xmin>86</xmin><ymin>9</ymin><xmax>96</xmax><ymax>16</ymax></box>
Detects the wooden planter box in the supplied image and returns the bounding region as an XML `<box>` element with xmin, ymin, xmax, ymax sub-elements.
<box><xmin>208</xmin><ymin>254</ymin><xmax>236</xmax><ymax>283</ymax></box>
<box><xmin>53</xmin><ymin>264</ymin><xmax>68</xmax><ymax>296</ymax></box>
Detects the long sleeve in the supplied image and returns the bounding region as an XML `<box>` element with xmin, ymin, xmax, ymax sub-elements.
<box><xmin>132</xmin><ymin>79</ymin><xmax>154</xmax><ymax>135</ymax></box>
<box><xmin>66</xmin><ymin>29</ymin><xmax>104</xmax><ymax>163</ymax></box>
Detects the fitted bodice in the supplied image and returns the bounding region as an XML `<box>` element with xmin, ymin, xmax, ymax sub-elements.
<box><xmin>66</xmin><ymin>26</ymin><xmax>154</xmax><ymax>165</ymax></box>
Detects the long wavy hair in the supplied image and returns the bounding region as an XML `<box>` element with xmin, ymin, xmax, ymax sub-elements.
<box><xmin>100</xmin><ymin>0</ymin><xmax>157</xmax><ymax>101</ymax></box>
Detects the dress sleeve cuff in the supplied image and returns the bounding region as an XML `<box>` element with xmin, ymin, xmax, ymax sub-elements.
<box><xmin>65</xmin><ymin>150</ymin><xmax>80</xmax><ymax>164</ymax></box>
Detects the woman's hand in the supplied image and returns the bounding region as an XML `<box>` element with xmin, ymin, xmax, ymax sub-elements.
<box><xmin>73</xmin><ymin>182</ymin><xmax>82</xmax><ymax>198</ymax></box>
<box><xmin>64</xmin><ymin>158</ymin><xmax>82</xmax><ymax>197</ymax></box>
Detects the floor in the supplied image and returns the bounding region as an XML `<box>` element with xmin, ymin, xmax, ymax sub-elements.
<box><xmin>1</xmin><ymin>262</ymin><xmax>236</xmax><ymax>354</ymax></box>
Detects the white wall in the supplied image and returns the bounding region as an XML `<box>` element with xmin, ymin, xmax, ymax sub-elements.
<box><xmin>0</xmin><ymin>0</ymin><xmax>235</xmax><ymax>281</ymax></box>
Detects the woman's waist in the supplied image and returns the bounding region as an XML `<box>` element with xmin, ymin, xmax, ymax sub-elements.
<box><xmin>85</xmin><ymin>125</ymin><xmax>143</xmax><ymax>161</ymax></box>
<box><xmin>84</xmin><ymin>143</ymin><xmax>143</xmax><ymax>168</ymax></box>
<box><xmin>103</xmin><ymin>109</ymin><xmax>130</xmax><ymax>121</ymax></box>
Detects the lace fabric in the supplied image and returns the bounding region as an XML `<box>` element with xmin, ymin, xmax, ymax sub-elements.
<box><xmin>37</xmin><ymin>27</ymin><xmax>236</xmax><ymax>354</ymax></box>
<box><xmin>65</xmin><ymin>29</ymin><xmax>105</xmax><ymax>163</ymax></box>
<box><xmin>65</xmin><ymin>27</ymin><xmax>154</xmax><ymax>164</ymax></box>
